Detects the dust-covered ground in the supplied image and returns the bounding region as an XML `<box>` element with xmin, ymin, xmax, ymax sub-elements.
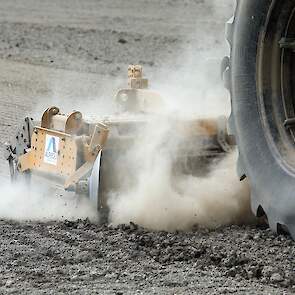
<box><xmin>0</xmin><ymin>0</ymin><xmax>295</xmax><ymax>294</ymax></box>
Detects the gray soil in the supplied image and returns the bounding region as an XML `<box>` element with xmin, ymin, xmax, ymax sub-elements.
<box><xmin>0</xmin><ymin>0</ymin><xmax>294</xmax><ymax>294</ymax></box>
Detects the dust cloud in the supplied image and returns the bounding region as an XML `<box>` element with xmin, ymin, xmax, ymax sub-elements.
<box><xmin>107</xmin><ymin>115</ymin><xmax>253</xmax><ymax>231</ymax></box>
<box><xmin>107</xmin><ymin>0</ymin><xmax>253</xmax><ymax>231</ymax></box>
<box><xmin>0</xmin><ymin>1</ymin><xmax>252</xmax><ymax>229</ymax></box>
<box><xmin>0</xmin><ymin>181</ymin><xmax>98</xmax><ymax>222</ymax></box>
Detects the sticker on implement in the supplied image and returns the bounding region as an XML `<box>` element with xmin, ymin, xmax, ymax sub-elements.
<box><xmin>44</xmin><ymin>134</ymin><xmax>60</xmax><ymax>165</ymax></box>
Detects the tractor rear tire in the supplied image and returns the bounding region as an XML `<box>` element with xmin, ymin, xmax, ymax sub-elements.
<box><xmin>225</xmin><ymin>0</ymin><xmax>295</xmax><ymax>237</ymax></box>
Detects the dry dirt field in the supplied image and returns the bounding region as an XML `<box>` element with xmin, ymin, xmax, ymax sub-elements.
<box><xmin>0</xmin><ymin>1</ymin><xmax>295</xmax><ymax>294</ymax></box>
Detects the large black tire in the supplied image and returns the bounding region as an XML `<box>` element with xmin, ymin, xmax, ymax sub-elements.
<box><xmin>225</xmin><ymin>0</ymin><xmax>295</xmax><ymax>237</ymax></box>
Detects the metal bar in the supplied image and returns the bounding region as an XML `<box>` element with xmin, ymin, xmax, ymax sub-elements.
<box><xmin>284</xmin><ymin>118</ymin><xmax>295</xmax><ymax>129</ymax></box>
<box><xmin>279</xmin><ymin>38</ymin><xmax>295</xmax><ymax>50</ymax></box>
<box><xmin>35</xmin><ymin>126</ymin><xmax>71</xmax><ymax>137</ymax></box>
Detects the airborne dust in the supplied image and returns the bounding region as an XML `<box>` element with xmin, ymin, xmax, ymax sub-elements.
<box><xmin>0</xmin><ymin>0</ymin><xmax>254</xmax><ymax>229</ymax></box>
<box><xmin>106</xmin><ymin>2</ymin><xmax>253</xmax><ymax>231</ymax></box>
<box><xmin>0</xmin><ymin>181</ymin><xmax>99</xmax><ymax>221</ymax></box>
<box><xmin>108</xmin><ymin>118</ymin><xmax>253</xmax><ymax>231</ymax></box>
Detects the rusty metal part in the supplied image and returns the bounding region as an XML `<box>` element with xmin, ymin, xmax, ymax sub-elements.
<box><xmin>15</xmin><ymin>106</ymin><xmax>109</xmax><ymax>194</ymax></box>
<box><xmin>41</xmin><ymin>106</ymin><xmax>83</xmax><ymax>135</ymax></box>
<box><xmin>177</xmin><ymin>118</ymin><xmax>218</xmax><ymax>137</ymax></box>
<box><xmin>64</xmin><ymin>123</ymin><xmax>109</xmax><ymax>190</ymax></box>
<box><xmin>41</xmin><ymin>106</ymin><xmax>59</xmax><ymax>128</ymax></box>
<box><xmin>117</xmin><ymin>65</ymin><xmax>162</xmax><ymax>113</ymax></box>
<box><xmin>18</xmin><ymin>127</ymin><xmax>77</xmax><ymax>176</ymax></box>
<box><xmin>128</xmin><ymin>65</ymin><xmax>148</xmax><ymax>89</ymax></box>
<box><xmin>89</xmin><ymin>123</ymin><xmax>109</xmax><ymax>154</ymax></box>
<box><xmin>17</xmin><ymin>123</ymin><xmax>109</xmax><ymax>190</ymax></box>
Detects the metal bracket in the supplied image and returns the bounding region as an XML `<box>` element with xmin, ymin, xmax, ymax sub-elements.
<box><xmin>284</xmin><ymin>118</ymin><xmax>295</xmax><ymax>129</ymax></box>
<box><xmin>5</xmin><ymin>117</ymin><xmax>34</xmax><ymax>181</ymax></box>
<box><xmin>64</xmin><ymin>123</ymin><xmax>109</xmax><ymax>191</ymax></box>
<box><xmin>279</xmin><ymin>38</ymin><xmax>295</xmax><ymax>51</ymax></box>
<box><xmin>128</xmin><ymin>65</ymin><xmax>148</xmax><ymax>89</ymax></box>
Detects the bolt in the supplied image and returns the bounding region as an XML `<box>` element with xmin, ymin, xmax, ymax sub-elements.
<box><xmin>75</xmin><ymin>113</ymin><xmax>82</xmax><ymax>120</ymax></box>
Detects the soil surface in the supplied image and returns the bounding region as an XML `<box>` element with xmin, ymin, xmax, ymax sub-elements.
<box><xmin>0</xmin><ymin>1</ymin><xmax>295</xmax><ymax>294</ymax></box>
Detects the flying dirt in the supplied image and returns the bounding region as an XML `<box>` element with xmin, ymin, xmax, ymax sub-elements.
<box><xmin>109</xmin><ymin>149</ymin><xmax>252</xmax><ymax>231</ymax></box>
<box><xmin>4</xmin><ymin>64</ymin><xmax>253</xmax><ymax>230</ymax></box>
<box><xmin>0</xmin><ymin>182</ymin><xmax>99</xmax><ymax>221</ymax></box>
